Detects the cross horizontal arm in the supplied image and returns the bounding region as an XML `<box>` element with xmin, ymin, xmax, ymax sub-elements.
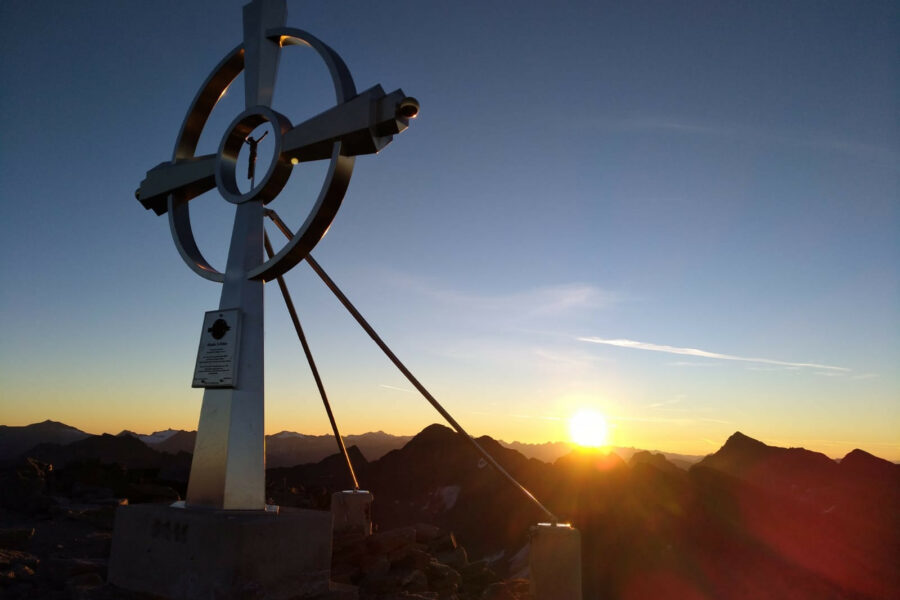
<box><xmin>136</xmin><ymin>154</ymin><xmax>218</xmax><ymax>215</ymax></box>
<box><xmin>282</xmin><ymin>86</ymin><xmax>417</xmax><ymax>162</ymax></box>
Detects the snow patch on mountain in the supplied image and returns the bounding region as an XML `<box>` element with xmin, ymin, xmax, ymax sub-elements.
<box><xmin>271</xmin><ymin>431</ymin><xmax>307</xmax><ymax>439</ymax></box>
<box><xmin>138</xmin><ymin>429</ymin><xmax>180</xmax><ymax>445</ymax></box>
<box><xmin>438</xmin><ymin>485</ymin><xmax>461</xmax><ymax>510</ymax></box>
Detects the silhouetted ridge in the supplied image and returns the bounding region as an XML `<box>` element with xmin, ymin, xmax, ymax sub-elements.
<box><xmin>154</xmin><ymin>430</ymin><xmax>197</xmax><ymax>455</ymax></box>
<box><xmin>316</xmin><ymin>444</ymin><xmax>368</xmax><ymax>469</ymax></box>
<box><xmin>721</xmin><ymin>430</ymin><xmax>767</xmax><ymax>453</ymax></box>
<box><xmin>555</xmin><ymin>448</ymin><xmax>628</xmax><ymax>475</ymax></box>
<box><xmin>0</xmin><ymin>420</ymin><xmax>92</xmax><ymax>459</ymax></box>
<box><xmin>407</xmin><ymin>423</ymin><xmax>459</xmax><ymax>446</ymax></box>
<box><xmin>694</xmin><ymin>431</ymin><xmax>843</xmax><ymax>503</ymax></box>
<box><xmin>840</xmin><ymin>448</ymin><xmax>900</xmax><ymax>482</ymax></box>
<box><xmin>629</xmin><ymin>450</ymin><xmax>682</xmax><ymax>476</ymax></box>
<box><xmin>25</xmin><ymin>433</ymin><xmax>162</xmax><ymax>469</ymax></box>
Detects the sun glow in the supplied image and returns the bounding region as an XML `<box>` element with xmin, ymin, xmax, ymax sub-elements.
<box><xmin>569</xmin><ymin>409</ymin><xmax>610</xmax><ymax>448</ymax></box>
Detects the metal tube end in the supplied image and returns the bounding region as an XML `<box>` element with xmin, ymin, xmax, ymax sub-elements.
<box><xmin>398</xmin><ymin>97</ymin><xmax>419</xmax><ymax>119</ymax></box>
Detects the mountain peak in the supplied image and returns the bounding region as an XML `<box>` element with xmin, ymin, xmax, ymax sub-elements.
<box><xmin>30</xmin><ymin>420</ymin><xmax>86</xmax><ymax>433</ymax></box>
<box><xmin>410</xmin><ymin>423</ymin><xmax>457</xmax><ymax>445</ymax></box>
<box><xmin>722</xmin><ymin>431</ymin><xmax>767</xmax><ymax>451</ymax></box>
<box><xmin>0</xmin><ymin>421</ymin><xmax>92</xmax><ymax>459</ymax></box>
<box><xmin>840</xmin><ymin>448</ymin><xmax>900</xmax><ymax>481</ymax></box>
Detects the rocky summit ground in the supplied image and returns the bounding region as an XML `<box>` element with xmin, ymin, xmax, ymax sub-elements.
<box><xmin>0</xmin><ymin>456</ymin><xmax>534</xmax><ymax>599</ymax></box>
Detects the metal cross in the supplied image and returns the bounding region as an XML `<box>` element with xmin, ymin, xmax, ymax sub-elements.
<box><xmin>134</xmin><ymin>0</ymin><xmax>418</xmax><ymax>510</ymax></box>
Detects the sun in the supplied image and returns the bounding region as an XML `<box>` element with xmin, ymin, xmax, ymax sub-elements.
<box><xmin>569</xmin><ymin>409</ymin><xmax>610</xmax><ymax>448</ymax></box>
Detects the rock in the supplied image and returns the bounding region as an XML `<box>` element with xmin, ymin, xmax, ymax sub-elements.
<box><xmin>413</xmin><ymin>522</ymin><xmax>441</xmax><ymax>543</ymax></box>
<box><xmin>482</xmin><ymin>582</ymin><xmax>513</xmax><ymax>600</ymax></box>
<box><xmin>93</xmin><ymin>497</ymin><xmax>129</xmax><ymax>507</ymax></box>
<box><xmin>330</xmin><ymin>561</ymin><xmax>360</xmax><ymax>586</ymax></box>
<box><xmin>367</xmin><ymin>592</ymin><xmax>438</xmax><ymax>600</ymax></box>
<box><xmin>436</xmin><ymin>545</ymin><xmax>468</xmax><ymax>570</ymax></box>
<box><xmin>74</xmin><ymin>505</ymin><xmax>118</xmax><ymax>530</ymax></box>
<box><xmin>67</xmin><ymin>571</ymin><xmax>105</xmax><ymax>594</ymax></box>
<box><xmin>3</xmin><ymin>582</ymin><xmax>34</xmax><ymax>599</ymax></box>
<box><xmin>367</xmin><ymin>526</ymin><xmax>417</xmax><ymax>555</ymax></box>
<box><xmin>70</xmin><ymin>482</ymin><xmax>115</xmax><ymax>501</ymax></box>
<box><xmin>460</xmin><ymin>561</ymin><xmax>500</xmax><ymax>596</ymax></box>
<box><xmin>0</xmin><ymin>550</ymin><xmax>39</xmax><ymax>593</ymax></box>
<box><xmin>425</xmin><ymin>561</ymin><xmax>461</xmax><ymax>594</ymax></box>
<box><xmin>0</xmin><ymin>458</ymin><xmax>53</xmax><ymax>514</ymax></box>
<box><xmin>310</xmin><ymin>582</ymin><xmax>358</xmax><ymax>599</ymax></box>
<box><xmin>0</xmin><ymin>528</ymin><xmax>34</xmax><ymax>550</ymax></box>
<box><xmin>12</xmin><ymin>563</ymin><xmax>34</xmax><ymax>580</ymax></box>
<box><xmin>387</xmin><ymin>542</ymin><xmax>414</xmax><ymax>566</ymax></box>
<box><xmin>125</xmin><ymin>482</ymin><xmax>180</xmax><ymax>504</ymax></box>
<box><xmin>84</xmin><ymin>531</ymin><xmax>113</xmax><ymax>557</ymax></box>
<box><xmin>360</xmin><ymin>553</ymin><xmax>391</xmax><ymax>578</ymax></box>
<box><xmin>399</xmin><ymin>568</ymin><xmax>429</xmax><ymax>593</ymax></box>
<box><xmin>481</xmin><ymin>579</ymin><xmax>534</xmax><ymax>600</ymax></box>
<box><xmin>0</xmin><ymin>549</ymin><xmax>39</xmax><ymax>570</ymax></box>
<box><xmin>0</xmin><ymin>569</ymin><xmax>16</xmax><ymax>587</ymax></box>
<box><xmin>427</xmin><ymin>531</ymin><xmax>458</xmax><ymax>553</ymax></box>
<box><xmin>360</xmin><ymin>570</ymin><xmax>401</xmax><ymax>595</ymax></box>
<box><xmin>392</xmin><ymin>546</ymin><xmax>432</xmax><ymax>572</ymax></box>
<box><xmin>44</xmin><ymin>557</ymin><xmax>107</xmax><ymax>584</ymax></box>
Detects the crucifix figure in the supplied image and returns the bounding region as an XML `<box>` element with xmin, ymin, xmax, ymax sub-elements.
<box><xmin>245</xmin><ymin>130</ymin><xmax>269</xmax><ymax>185</ymax></box>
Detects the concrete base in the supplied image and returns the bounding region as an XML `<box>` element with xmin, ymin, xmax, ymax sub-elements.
<box><xmin>529</xmin><ymin>523</ymin><xmax>582</xmax><ymax>600</ymax></box>
<box><xmin>108</xmin><ymin>504</ymin><xmax>333</xmax><ymax>599</ymax></box>
<box><xmin>331</xmin><ymin>490</ymin><xmax>373</xmax><ymax>538</ymax></box>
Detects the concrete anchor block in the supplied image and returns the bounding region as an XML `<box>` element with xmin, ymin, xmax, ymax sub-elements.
<box><xmin>331</xmin><ymin>490</ymin><xmax>373</xmax><ymax>538</ymax></box>
<box><xmin>529</xmin><ymin>522</ymin><xmax>582</xmax><ymax>600</ymax></box>
<box><xmin>108</xmin><ymin>503</ymin><xmax>333</xmax><ymax>599</ymax></box>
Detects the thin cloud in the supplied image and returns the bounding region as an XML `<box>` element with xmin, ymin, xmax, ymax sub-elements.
<box><xmin>698</xmin><ymin>417</ymin><xmax>733</xmax><ymax>425</ymax></box>
<box><xmin>667</xmin><ymin>361</ymin><xmax>720</xmax><ymax>368</ymax></box>
<box><xmin>468</xmin><ymin>410</ymin><xmax>563</xmax><ymax>422</ymax></box>
<box><xmin>511</xmin><ymin>413</ymin><xmax>565</xmax><ymax>422</ymax></box>
<box><xmin>579</xmin><ymin>337</ymin><xmax>849</xmax><ymax>372</ymax></box>
<box><xmin>379</xmin><ymin>384</ymin><xmax>415</xmax><ymax>394</ymax></box>
<box><xmin>382</xmin><ymin>271</ymin><xmax>618</xmax><ymax>319</ymax></box>
<box><xmin>648</xmin><ymin>396</ymin><xmax>684</xmax><ymax>408</ymax></box>
<box><xmin>609</xmin><ymin>414</ymin><xmax>695</xmax><ymax>425</ymax></box>
<box><xmin>434</xmin><ymin>283</ymin><xmax>617</xmax><ymax>318</ymax></box>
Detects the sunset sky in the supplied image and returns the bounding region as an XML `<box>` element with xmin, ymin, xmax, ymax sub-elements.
<box><xmin>1</xmin><ymin>0</ymin><xmax>897</xmax><ymax>460</ymax></box>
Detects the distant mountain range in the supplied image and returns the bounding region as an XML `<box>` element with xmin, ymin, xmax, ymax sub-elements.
<box><xmin>0</xmin><ymin>420</ymin><xmax>702</xmax><ymax>467</ymax></box>
<box><xmin>499</xmin><ymin>439</ymin><xmax>703</xmax><ymax>467</ymax></box>
<box><xmin>1</xmin><ymin>420</ymin><xmax>897</xmax><ymax>599</ymax></box>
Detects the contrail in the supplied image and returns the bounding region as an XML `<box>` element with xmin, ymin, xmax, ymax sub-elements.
<box><xmin>579</xmin><ymin>337</ymin><xmax>849</xmax><ymax>372</ymax></box>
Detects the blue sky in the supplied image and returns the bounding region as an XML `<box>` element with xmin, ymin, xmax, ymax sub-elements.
<box><xmin>1</xmin><ymin>0</ymin><xmax>897</xmax><ymax>458</ymax></box>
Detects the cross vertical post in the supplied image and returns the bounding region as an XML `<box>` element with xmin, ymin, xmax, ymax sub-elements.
<box><xmin>184</xmin><ymin>0</ymin><xmax>286</xmax><ymax>510</ymax></box>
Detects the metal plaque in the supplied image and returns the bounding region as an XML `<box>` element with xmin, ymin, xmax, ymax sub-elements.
<box><xmin>192</xmin><ymin>309</ymin><xmax>242</xmax><ymax>388</ymax></box>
